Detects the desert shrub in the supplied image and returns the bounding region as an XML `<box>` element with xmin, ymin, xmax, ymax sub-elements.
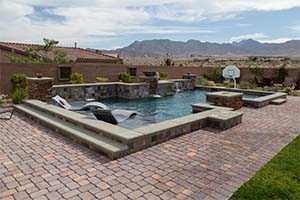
<box><xmin>196</xmin><ymin>76</ymin><xmax>209</xmax><ymax>86</ymax></box>
<box><xmin>159</xmin><ymin>72</ymin><xmax>168</xmax><ymax>80</ymax></box>
<box><xmin>69</xmin><ymin>72</ymin><xmax>84</xmax><ymax>84</ymax></box>
<box><xmin>117</xmin><ymin>72</ymin><xmax>132</xmax><ymax>83</ymax></box>
<box><xmin>283</xmin><ymin>87</ymin><xmax>293</xmax><ymax>95</ymax></box>
<box><xmin>11</xmin><ymin>74</ymin><xmax>28</xmax><ymax>92</ymax></box>
<box><xmin>239</xmin><ymin>82</ymin><xmax>257</xmax><ymax>89</ymax></box>
<box><xmin>12</xmin><ymin>88</ymin><xmax>28</xmax><ymax>104</ymax></box>
<box><xmin>203</xmin><ymin>67</ymin><xmax>223</xmax><ymax>83</ymax></box>
<box><xmin>278</xmin><ymin>66</ymin><xmax>287</xmax><ymax>83</ymax></box>
<box><xmin>96</xmin><ymin>77</ymin><xmax>109</xmax><ymax>82</ymax></box>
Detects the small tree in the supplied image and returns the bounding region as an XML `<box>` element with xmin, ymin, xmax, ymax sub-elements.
<box><xmin>165</xmin><ymin>53</ymin><xmax>172</xmax><ymax>66</ymax></box>
<box><xmin>278</xmin><ymin>66</ymin><xmax>287</xmax><ymax>84</ymax></box>
<box><xmin>203</xmin><ymin>67</ymin><xmax>223</xmax><ymax>83</ymax></box>
<box><xmin>10</xmin><ymin>38</ymin><xmax>70</xmax><ymax>64</ymax></box>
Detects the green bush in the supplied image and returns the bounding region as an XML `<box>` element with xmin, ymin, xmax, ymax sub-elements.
<box><xmin>11</xmin><ymin>74</ymin><xmax>28</xmax><ymax>104</ymax></box>
<box><xmin>12</xmin><ymin>88</ymin><xmax>28</xmax><ymax>104</ymax></box>
<box><xmin>239</xmin><ymin>82</ymin><xmax>257</xmax><ymax>89</ymax></box>
<box><xmin>11</xmin><ymin>74</ymin><xmax>28</xmax><ymax>92</ymax></box>
<box><xmin>203</xmin><ymin>67</ymin><xmax>223</xmax><ymax>83</ymax></box>
<box><xmin>283</xmin><ymin>87</ymin><xmax>293</xmax><ymax>95</ymax></box>
<box><xmin>159</xmin><ymin>72</ymin><xmax>168</xmax><ymax>80</ymax></box>
<box><xmin>96</xmin><ymin>77</ymin><xmax>109</xmax><ymax>82</ymax></box>
<box><xmin>197</xmin><ymin>76</ymin><xmax>209</xmax><ymax>86</ymax></box>
<box><xmin>117</xmin><ymin>72</ymin><xmax>132</xmax><ymax>83</ymax></box>
<box><xmin>69</xmin><ymin>72</ymin><xmax>84</xmax><ymax>84</ymax></box>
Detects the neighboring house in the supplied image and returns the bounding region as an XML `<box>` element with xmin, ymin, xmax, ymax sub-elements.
<box><xmin>0</xmin><ymin>42</ymin><xmax>122</xmax><ymax>63</ymax></box>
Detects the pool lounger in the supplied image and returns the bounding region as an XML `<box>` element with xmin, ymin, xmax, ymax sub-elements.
<box><xmin>52</xmin><ymin>95</ymin><xmax>108</xmax><ymax>111</ymax></box>
<box><xmin>52</xmin><ymin>95</ymin><xmax>137</xmax><ymax>124</ymax></box>
<box><xmin>92</xmin><ymin>109</ymin><xmax>137</xmax><ymax>125</ymax></box>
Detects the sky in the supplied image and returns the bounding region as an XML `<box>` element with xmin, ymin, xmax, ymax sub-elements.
<box><xmin>0</xmin><ymin>0</ymin><xmax>300</xmax><ymax>49</ymax></box>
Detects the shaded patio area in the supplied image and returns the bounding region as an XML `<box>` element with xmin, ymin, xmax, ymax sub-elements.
<box><xmin>1</xmin><ymin>97</ymin><xmax>300</xmax><ymax>200</ymax></box>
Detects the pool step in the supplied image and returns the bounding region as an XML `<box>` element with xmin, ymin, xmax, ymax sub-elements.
<box><xmin>270</xmin><ymin>98</ymin><xmax>287</xmax><ymax>105</ymax></box>
<box><xmin>14</xmin><ymin>104</ymin><xmax>128</xmax><ymax>159</ymax></box>
<box><xmin>21</xmin><ymin>100</ymin><xmax>143</xmax><ymax>145</ymax></box>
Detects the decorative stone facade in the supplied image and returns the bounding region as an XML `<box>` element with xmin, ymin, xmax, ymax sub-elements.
<box><xmin>117</xmin><ymin>83</ymin><xmax>149</xmax><ymax>99</ymax></box>
<box><xmin>206</xmin><ymin>91</ymin><xmax>244</xmax><ymax>110</ymax></box>
<box><xmin>51</xmin><ymin>79</ymin><xmax>194</xmax><ymax>101</ymax></box>
<box><xmin>27</xmin><ymin>77</ymin><xmax>54</xmax><ymax>102</ymax></box>
<box><xmin>139</xmin><ymin>76</ymin><xmax>159</xmax><ymax>95</ymax></box>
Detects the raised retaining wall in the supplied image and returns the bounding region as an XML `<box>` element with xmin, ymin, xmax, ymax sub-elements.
<box><xmin>51</xmin><ymin>79</ymin><xmax>194</xmax><ymax>101</ymax></box>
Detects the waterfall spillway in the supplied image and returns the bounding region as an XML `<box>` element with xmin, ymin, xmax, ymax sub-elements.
<box><xmin>175</xmin><ymin>82</ymin><xmax>181</xmax><ymax>92</ymax></box>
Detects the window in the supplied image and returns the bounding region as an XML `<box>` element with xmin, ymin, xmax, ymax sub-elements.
<box><xmin>128</xmin><ymin>67</ymin><xmax>137</xmax><ymax>77</ymax></box>
<box><xmin>58</xmin><ymin>66</ymin><xmax>72</xmax><ymax>81</ymax></box>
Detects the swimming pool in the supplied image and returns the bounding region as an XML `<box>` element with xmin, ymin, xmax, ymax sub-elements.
<box><xmin>73</xmin><ymin>90</ymin><xmax>265</xmax><ymax>129</ymax></box>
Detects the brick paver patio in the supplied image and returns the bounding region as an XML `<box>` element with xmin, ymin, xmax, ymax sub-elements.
<box><xmin>1</xmin><ymin>96</ymin><xmax>300</xmax><ymax>200</ymax></box>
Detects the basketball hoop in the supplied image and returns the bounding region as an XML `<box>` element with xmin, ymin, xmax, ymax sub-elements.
<box><xmin>223</xmin><ymin>66</ymin><xmax>240</xmax><ymax>88</ymax></box>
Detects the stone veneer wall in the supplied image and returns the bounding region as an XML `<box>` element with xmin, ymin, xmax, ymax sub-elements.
<box><xmin>51</xmin><ymin>79</ymin><xmax>194</xmax><ymax>101</ymax></box>
<box><xmin>117</xmin><ymin>83</ymin><xmax>150</xmax><ymax>99</ymax></box>
<box><xmin>28</xmin><ymin>77</ymin><xmax>54</xmax><ymax>102</ymax></box>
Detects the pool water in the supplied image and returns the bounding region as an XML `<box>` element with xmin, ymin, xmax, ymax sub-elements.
<box><xmin>74</xmin><ymin>90</ymin><xmax>265</xmax><ymax>129</ymax></box>
<box><xmin>99</xmin><ymin>90</ymin><xmax>207</xmax><ymax>129</ymax></box>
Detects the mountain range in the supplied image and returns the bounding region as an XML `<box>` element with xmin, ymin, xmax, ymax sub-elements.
<box><xmin>102</xmin><ymin>39</ymin><xmax>300</xmax><ymax>58</ymax></box>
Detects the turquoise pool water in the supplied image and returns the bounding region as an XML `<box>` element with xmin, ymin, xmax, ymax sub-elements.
<box><xmin>100</xmin><ymin>90</ymin><xmax>207</xmax><ymax>128</ymax></box>
<box><xmin>75</xmin><ymin>90</ymin><xmax>265</xmax><ymax>129</ymax></box>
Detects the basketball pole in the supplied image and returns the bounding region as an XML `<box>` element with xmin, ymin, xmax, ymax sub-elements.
<box><xmin>233</xmin><ymin>78</ymin><xmax>237</xmax><ymax>88</ymax></box>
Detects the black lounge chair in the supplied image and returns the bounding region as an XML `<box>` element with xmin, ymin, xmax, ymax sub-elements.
<box><xmin>0</xmin><ymin>108</ymin><xmax>14</xmax><ymax>120</ymax></box>
<box><xmin>92</xmin><ymin>108</ymin><xmax>137</xmax><ymax>125</ymax></box>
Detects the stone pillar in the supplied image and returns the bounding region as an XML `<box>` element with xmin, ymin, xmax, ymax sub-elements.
<box><xmin>182</xmin><ymin>73</ymin><xmax>197</xmax><ymax>88</ymax></box>
<box><xmin>206</xmin><ymin>91</ymin><xmax>243</xmax><ymax>110</ymax></box>
<box><xmin>139</xmin><ymin>76</ymin><xmax>159</xmax><ymax>95</ymax></box>
<box><xmin>139</xmin><ymin>72</ymin><xmax>159</xmax><ymax>95</ymax></box>
<box><xmin>27</xmin><ymin>77</ymin><xmax>54</xmax><ymax>102</ymax></box>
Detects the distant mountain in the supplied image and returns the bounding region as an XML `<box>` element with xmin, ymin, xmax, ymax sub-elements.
<box><xmin>102</xmin><ymin>39</ymin><xmax>300</xmax><ymax>58</ymax></box>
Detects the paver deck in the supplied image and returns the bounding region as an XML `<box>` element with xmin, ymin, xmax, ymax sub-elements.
<box><xmin>1</xmin><ymin>96</ymin><xmax>300</xmax><ymax>200</ymax></box>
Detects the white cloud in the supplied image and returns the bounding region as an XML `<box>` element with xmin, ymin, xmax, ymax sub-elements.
<box><xmin>0</xmin><ymin>0</ymin><xmax>300</xmax><ymax>47</ymax></box>
<box><xmin>259</xmin><ymin>37</ymin><xmax>300</xmax><ymax>43</ymax></box>
<box><xmin>229</xmin><ymin>33</ymin><xmax>268</xmax><ymax>42</ymax></box>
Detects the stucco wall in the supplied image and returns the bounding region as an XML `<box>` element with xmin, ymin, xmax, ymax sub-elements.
<box><xmin>0</xmin><ymin>62</ymin><xmax>300</xmax><ymax>95</ymax></box>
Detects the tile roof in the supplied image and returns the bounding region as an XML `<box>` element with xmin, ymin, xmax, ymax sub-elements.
<box><xmin>0</xmin><ymin>41</ymin><xmax>120</xmax><ymax>62</ymax></box>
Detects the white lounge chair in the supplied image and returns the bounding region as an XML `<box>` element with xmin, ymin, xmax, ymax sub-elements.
<box><xmin>52</xmin><ymin>95</ymin><xmax>108</xmax><ymax>111</ymax></box>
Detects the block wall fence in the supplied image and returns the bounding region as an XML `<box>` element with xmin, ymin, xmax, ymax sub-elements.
<box><xmin>1</xmin><ymin>62</ymin><xmax>300</xmax><ymax>95</ymax></box>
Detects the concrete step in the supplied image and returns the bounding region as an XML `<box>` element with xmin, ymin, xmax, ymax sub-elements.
<box><xmin>14</xmin><ymin>104</ymin><xmax>128</xmax><ymax>159</ymax></box>
<box><xmin>270</xmin><ymin>98</ymin><xmax>287</xmax><ymax>105</ymax></box>
<box><xmin>22</xmin><ymin>100</ymin><xmax>143</xmax><ymax>144</ymax></box>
